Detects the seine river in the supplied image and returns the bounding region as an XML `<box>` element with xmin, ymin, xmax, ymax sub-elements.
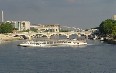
<box><xmin>0</xmin><ymin>40</ymin><xmax>116</xmax><ymax>73</ymax></box>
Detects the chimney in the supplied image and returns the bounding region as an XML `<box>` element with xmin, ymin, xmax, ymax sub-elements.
<box><xmin>2</xmin><ymin>10</ymin><xmax>4</xmax><ymax>22</ymax></box>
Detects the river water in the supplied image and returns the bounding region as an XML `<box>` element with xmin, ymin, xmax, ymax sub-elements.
<box><xmin>0</xmin><ymin>40</ymin><xmax>116</xmax><ymax>73</ymax></box>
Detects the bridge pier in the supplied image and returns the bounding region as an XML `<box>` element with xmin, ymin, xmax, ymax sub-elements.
<box><xmin>34</xmin><ymin>31</ymin><xmax>92</xmax><ymax>39</ymax></box>
<box><xmin>28</xmin><ymin>36</ymin><xmax>32</xmax><ymax>40</ymax></box>
<box><xmin>66</xmin><ymin>35</ymin><xmax>70</xmax><ymax>39</ymax></box>
<box><xmin>47</xmin><ymin>35</ymin><xmax>51</xmax><ymax>39</ymax></box>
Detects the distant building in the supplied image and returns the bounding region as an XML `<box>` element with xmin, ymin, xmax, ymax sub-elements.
<box><xmin>6</xmin><ymin>21</ymin><xmax>30</xmax><ymax>31</ymax></box>
<box><xmin>112</xmin><ymin>15</ymin><xmax>116</xmax><ymax>20</ymax></box>
<box><xmin>30</xmin><ymin>24</ymin><xmax>60</xmax><ymax>32</ymax></box>
<box><xmin>38</xmin><ymin>24</ymin><xmax>60</xmax><ymax>32</ymax></box>
<box><xmin>21</xmin><ymin>21</ymin><xmax>30</xmax><ymax>31</ymax></box>
<box><xmin>30</xmin><ymin>25</ymin><xmax>39</xmax><ymax>29</ymax></box>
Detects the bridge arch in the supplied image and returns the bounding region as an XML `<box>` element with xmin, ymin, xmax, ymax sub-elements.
<box><xmin>34</xmin><ymin>31</ymin><xmax>92</xmax><ymax>39</ymax></box>
<box><xmin>14</xmin><ymin>35</ymin><xmax>28</xmax><ymax>39</ymax></box>
<box><xmin>41</xmin><ymin>35</ymin><xmax>48</xmax><ymax>38</ymax></box>
<box><xmin>68</xmin><ymin>34</ymin><xmax>78</xmax><ymax>39</ymax></box>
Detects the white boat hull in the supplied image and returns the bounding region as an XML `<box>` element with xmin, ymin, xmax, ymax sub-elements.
<box><xmin>19</xmin><ymin>40</ymin><xmax>87</xmax><ymax>47</ymax></box>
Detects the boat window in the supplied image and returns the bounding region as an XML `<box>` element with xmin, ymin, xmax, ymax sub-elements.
<box><xmin>43</xmin><ymin>43</ymin><xmax>46</xmax><ymax>44</ymax></box>
<box><xmin>36</xmin><ymin>43</ymin><xmax>39</xmax><ymax>45</ymax></box>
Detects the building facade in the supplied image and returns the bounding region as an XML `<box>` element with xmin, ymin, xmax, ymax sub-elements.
<box><xmin>6</xmin><ymin>21</ymin><xmax>30</xmax><ymax>31</ymax></box>
<box><xmin>112</xmin><ymin>15</ymin><xmax>116</xmax><ymax>20</ymax></box>
<box><xmin>37</xmin><ymin>24</ymin><xmax>60</xmax><ymax>32</ymax></box>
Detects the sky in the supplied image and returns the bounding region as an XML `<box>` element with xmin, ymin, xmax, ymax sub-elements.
<box><xmin>0</xmin><ymin>0</ymin><xmax>116</xmax><ymax>29</ymax></box>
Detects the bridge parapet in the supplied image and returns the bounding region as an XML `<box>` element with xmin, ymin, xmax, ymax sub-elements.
<box><xmin>34</xmin><ymin>31</ymin><xmax>91</xmax><ymax>38</ymax></box>
<box><xmin>14</xmin><ymin>31</ymin><xmax>92</xmax><ymax>39</ymax></box>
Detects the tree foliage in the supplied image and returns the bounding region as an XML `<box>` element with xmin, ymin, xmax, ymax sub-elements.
<box><xmin>112</xmin><ymin>26</ymin><xmax>116</xmax><ymax>37</ymax></box>
<box><xmin>30</xmin><ymin>28</ymin><xmax>38</xmax><ymax>32</ymax></box>
<box><xmin>99</xmin><ymin>19</ymin><xmax>116</xmax><ymax>36</ymax></box>
<box><xmin>0</xmin><ymin>22</ymin><xmax>13</xmax><ymax>33</ymax></box>
<box><xmin>21</xmin><ymin>29</ymin><xmax>30</xmax><ymax>32</ymax></box>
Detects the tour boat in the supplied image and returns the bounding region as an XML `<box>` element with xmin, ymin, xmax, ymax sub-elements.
<box><xmin>19</xmin><ymin>41</ymin><xmax>50</xmax><ymax>47</ymax></box>
<box><xmin>56</xmin><ymin>40</ymin><xmax>87</xmax><ymax>46</ymax></box>
<box><xmin>19</xmin><ymin>39</ymin><xmax>87</xmax><ymax>47</ymax></box>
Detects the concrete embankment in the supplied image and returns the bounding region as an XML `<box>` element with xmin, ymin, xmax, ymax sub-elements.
<box><xmin>0</xmin><ymin>34</ymin><xmax>21</xmax><ymax>44</ymax></box>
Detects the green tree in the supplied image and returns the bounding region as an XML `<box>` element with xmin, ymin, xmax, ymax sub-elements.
<box><xmin>112</xmin><ymin>26</ymin><xmax>116</xmax><ymax>37</ymax></box>
<box><xmin>21</xmin><ymin>29</ymin><xmax>30</xmax><ymax>32</ymax></box>
<box><xmin>99</xmin><ymin>19</ymin><xmax>116</xmax><ymax>35</ymax></box>
<box><xmin>30</xmin><ymin>28</ymin><xmax>38</xmax><ymax>32</ymax></box>
<box><xmin>0</xmin><ymin>22</ymin><xmax>13</xmax><ymax>33</ymax></box>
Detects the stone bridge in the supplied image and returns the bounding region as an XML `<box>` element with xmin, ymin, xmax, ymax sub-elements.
<box><xmin>35</xmin><ymin>31</ymin><xmax>92</xmax><ymax>39</ymax></box>
<box><xmin>14</xmin><ymin>31</ymin><xmax>92</xmax><ymax>39</ymax></box>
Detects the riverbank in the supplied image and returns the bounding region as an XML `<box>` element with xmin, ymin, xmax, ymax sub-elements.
<box><xmin>104</xmin><ymin>39</ymin><xmax>116</xmax><ymax>44</ymax></box>
<box><xmin>0</xmin><ymin>34</ymin><xmax>21</xmax><ymax>44</ymax></box>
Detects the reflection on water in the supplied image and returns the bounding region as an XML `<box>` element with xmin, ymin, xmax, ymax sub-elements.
<box><xmin>0</xmin><ymin>40</ymin><xmax>116</xmax><ymax>73</ymax></box>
